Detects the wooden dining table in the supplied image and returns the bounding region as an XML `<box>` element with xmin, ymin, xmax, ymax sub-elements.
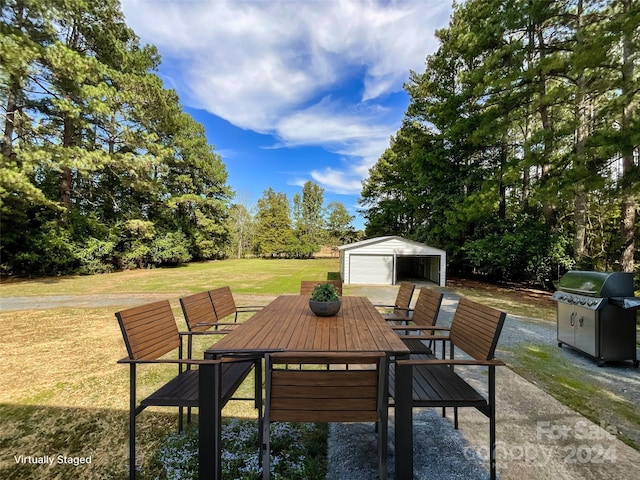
<box><xmin>197</xmin><ymin>294</ymin><xmax>412</xmax><ymax>479</ymax></box>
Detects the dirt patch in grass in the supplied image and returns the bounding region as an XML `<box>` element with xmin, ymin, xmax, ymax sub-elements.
<box><xmin>446</xmin><ymin>276</ymin><xmax>556</xmax><ymax>320</ymax></box>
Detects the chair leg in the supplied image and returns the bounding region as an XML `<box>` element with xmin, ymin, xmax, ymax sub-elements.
<box><xmin>129</xmin><ymin>411</ymin><xmax>136</xmax><ymax>480</ymax></box>
<box><xmin>129</xmin><ymin>364</ymin><xmax>137</xmax><ymax>480</ymax></box>
<box><xmin>262</xmin><ymin>357</ymin><xmax>272</xmax><ymax>480</ymax></box>
<box><xmin>489</xmin><ymin>365</ymin><xmax>497</xmax><ymax>480</ymax></box>
<box><xmin>261</xmin><ymin>420</ymin><xmax>270</xmax><ymax>480</ymax></box>
<box><xmin>378</xmin><ymin>416</ymin><xmax>388</xmax><ymax>479</ymax></box>
<box><xmin>378</xmin><ymin>357</ymin><xmax>389</xmax><ymax>480</ymax></box>
<box><xmin>255</xmin><ymin>359</ymin><xmax>263</xmax><ymax>457</ymax></box>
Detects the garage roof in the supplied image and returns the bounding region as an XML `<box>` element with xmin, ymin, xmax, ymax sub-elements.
<box><xmin>338</xmin><ymin>235</ymin><xmax>446</xmax><ymax>253</ymax></box>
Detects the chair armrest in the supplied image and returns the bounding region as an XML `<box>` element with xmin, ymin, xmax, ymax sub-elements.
<box><xmin>373</xmin><ymin>303</ymin><xmax>398</xmax><ymax>308</ymax></box>
<box><xmin>396</xmin><ymin>358</ymin><xmax>505</xmax><ymax>367</ymax></box>
<box><xmin>192</xmin><ymin>321</ymin><xmax>238</xmax><ymax>327</ymax></box>
<box><xmin>390</xmin><ymin>326</ymin><xmax>451</xmax><ymax>331</ymax></box>
<box><xmin>397</xmin><ymin>334</ymin><xmax>450</xmax><ymax>342</ymax></box>
<box><xmin>118</xmin><ymin>357</ymin><xmax>222</xmax><ymax>365</ymax></box>
<box><xmin>118</xmin><ymin>354</ymin><xmax>261</xmax><ymax>365</ymax></box>
<box><xmin>399</xmin><ymin>325</ymin><xmax>451</xmax><ymax>331</ymax></box>
<box><xmin>390</xmin><ymin>306</ymin><xmax>412</xmax><ymax>311</ymax></box>
<box><xmin>181</xmin><ymin>330</ymin><xmax>234</xmax><ymax>337</ymax></box>
<box><xmin>178</xmin><ymin>330</ymin><xmax>233</xmax><ymax>338</ymax></box>
<box><xmin>237</xmin><ymin>305</ymin><xmax>263</xmax><ymax>311</ymax></box>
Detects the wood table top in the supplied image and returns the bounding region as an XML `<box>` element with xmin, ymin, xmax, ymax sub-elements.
<box><xmin>205</xmin><ymin>295</ymin><xmax>409</xmax><ymax>355</ymax></box>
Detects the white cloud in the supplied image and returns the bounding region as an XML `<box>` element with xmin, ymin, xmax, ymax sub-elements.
<box><xmin>121</xmin><ymin>0</ymin><xmax>452</xmax><ymax>194</ymax></box>
<box><xmin>310</xmin><ymin>167</ymin><xmax>364</xmax><ymax>195</ymax></box>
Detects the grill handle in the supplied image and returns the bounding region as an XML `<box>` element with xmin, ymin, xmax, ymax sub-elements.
<box><xmin>562</xmin><ymin>286</ymin><xmax>598</xmax><ymax>296</ymax></box>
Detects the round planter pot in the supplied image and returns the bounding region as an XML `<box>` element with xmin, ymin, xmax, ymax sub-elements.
<box><xmin>309</xmin><ymin>300</ymin><xmax>342</xmax><ymax>317</ymax></box>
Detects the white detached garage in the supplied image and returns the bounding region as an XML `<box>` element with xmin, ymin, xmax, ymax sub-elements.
<box><xmin>339</xmin><ymin>236</ymin><xmax>446</xmax><ymax>286</ymax></box>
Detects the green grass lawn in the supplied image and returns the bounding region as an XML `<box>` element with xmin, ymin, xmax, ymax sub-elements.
<box><xmin>0</xmin><ymin>258</ymin><xmax>341</xmax><ymax>297</ymax></box>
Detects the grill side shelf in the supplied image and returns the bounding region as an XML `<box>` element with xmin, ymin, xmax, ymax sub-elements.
<box><xmin>609</xmin><ymin>297</ymin><xmax>640</xmax><ymax>310</ymax></box>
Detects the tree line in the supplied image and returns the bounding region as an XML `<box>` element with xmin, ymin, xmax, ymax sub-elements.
<box><xmin>360</xmin><ymin>0</ymin><xmax>639</xmax><ymax>286</ymax></box>
<box><xmin>0</xmin><ymin>1</ymin><xmax>356</xmax><ymax>276</ymax></box>
<box><xmin>229</xmin><ymin>182</ymin><xmax>360</xmax><ymax>259</ymax></box>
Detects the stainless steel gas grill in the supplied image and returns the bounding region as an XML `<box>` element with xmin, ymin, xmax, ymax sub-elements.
<box><xmin>551</xmin><ymin>271</ymin><xmax>639</xmax><ymax>367</ymax></box>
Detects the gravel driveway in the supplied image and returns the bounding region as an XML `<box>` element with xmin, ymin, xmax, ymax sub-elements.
<box><xmin>331</xmin><ymin>286</ymin><xmax>640</xmax><ymax>480</ymax></box>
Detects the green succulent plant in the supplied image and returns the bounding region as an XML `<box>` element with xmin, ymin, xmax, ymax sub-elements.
<box><xmin>310</xmin><ymin>283</ymin><xmax>340</xmax><ymax>302</ymax></box>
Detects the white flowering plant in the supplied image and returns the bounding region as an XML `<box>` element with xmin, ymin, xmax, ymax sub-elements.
<box><xmin>157</xmin><ymin>419</ymin><xmax>327</xmax><ymax>480</ymax></box>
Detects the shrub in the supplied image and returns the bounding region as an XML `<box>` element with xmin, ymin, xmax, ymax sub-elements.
<box><xmin>75</xmin><ymin>238</ymin><xmax>116</xmax><ymax>274</ymax></box>
<box><xmin>150</xmin><ymin>232</ymin><xmax>192</xmax><ymax>266</ymax></box>
<box><xmin>310</xmin><ymin>283</ymin><xmax>340</xmax><ymax>302</ymax></box>
<box><xmin>12</xmin><ymin>224</ymin><xmax>78</xmax><ymax>275</ymax></box>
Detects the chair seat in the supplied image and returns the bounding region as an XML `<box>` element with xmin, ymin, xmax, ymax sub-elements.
<box><xmin>140</xmin><ymin>361</ymin><xmax>254</xmax><ymax>409</ymax></box>
<box><xmin>142</xmin><ymin>369</ymin><xmax>200</xmax><ymax>408</ymax></box>
<box><xmin>389</xmin><ymin>362</ymin><xmax>487</xmax><ymax>408</ymax></box>
<box><xmin>401</xmin><ymin>338</ymin><xmax>433</xmax><ymax>355</ymax></box>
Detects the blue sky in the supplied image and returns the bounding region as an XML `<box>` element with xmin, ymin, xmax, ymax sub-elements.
<box><xmin>120</xmin><ymin>0</ymin><xmax>453</xmax><ymax>230</ymax></box>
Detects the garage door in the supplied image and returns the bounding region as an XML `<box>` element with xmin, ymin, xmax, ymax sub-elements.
<box><xmin>349</xmin><ymin>254</ymin><xmax>393</xmax><ymax>284</ymax></box>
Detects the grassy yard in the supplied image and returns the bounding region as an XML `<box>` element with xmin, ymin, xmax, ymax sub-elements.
<box><xmin>0</xmin><ymin>259</ymin><xmax>340</xmax><ymax>480</ymax></box>
<box><xmin>1</xmin><ymin>259</ymin><xmax>637</xmax><ymax>479</ymax></box>
<box><xmin>0</xmin><ymin>258</ymin><xmax>341</xmax><ymax>297</ymax></box>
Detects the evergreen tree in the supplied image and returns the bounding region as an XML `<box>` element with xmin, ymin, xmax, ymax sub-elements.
<box><xmin>360</xmin><ymin>0</ymin><xmax>639</xmax><ymax>282</ymax></box>
<box><xmin>325</xmin><ymin>201</ymin><xmax>357</xmax><ymax>246</ymax></box>
<box><xmin>253</xmin><ymin>188</ymin><xmax>295</xmax><ymax>257</ymax></box>
<box><xmin>293</xmin><ymin>180</ymin><xmax>325</xmax><ymax>252</ymax></box>
<box><xmin>0</xmin><ymin>0</ymin><xmax>233</xmax><ymax>275</ymax></box>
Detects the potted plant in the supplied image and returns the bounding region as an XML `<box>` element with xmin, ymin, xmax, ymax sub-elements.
<box><xmin>308</xmin><ymin>283</ymin><xmax>342</xmax><ymax>317</ymax></box>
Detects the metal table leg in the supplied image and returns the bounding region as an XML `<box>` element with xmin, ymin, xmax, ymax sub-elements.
<box><xmin>395</xmin><ymin>354</ymin><xmax>413</xmax><ymax>479</ymax></box>
<box><xmin>199</xmin><ymin>360</ymin><xmax>222</xmax><ymax>480</ymax></box>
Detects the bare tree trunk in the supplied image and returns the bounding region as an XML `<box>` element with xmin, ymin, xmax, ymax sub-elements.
<box><xmin>536</xmin><ymin>29</ymin><xmax>555</xmax><ymax>225</ymax></box>
<box><xmin>619</xmin><ymin>0</ymin><xmax>636</xmax><ymax>273</ymax></box>
<box><xmin>620</xmin><ymin>200</ymin><xmax>636</xmax><ymax>272</ymax></box>
<box><xmin>2</xmin><ymin>90</ymin><xmax>17</xmax><ymax>160</ymax></box>
<box><xmin>499</xmin><ymin>138</ymin><xmax>507</xmax><ymax>220</ymax></box>
<box><xmin>61</xmin><ymin>115</ymin><xmax>75</xmax><ymax>210</ymax></box>
<box><xmin>573</xmin><ymin>0</ymin><xmax>589</xmax><ymax>266</ymax></box>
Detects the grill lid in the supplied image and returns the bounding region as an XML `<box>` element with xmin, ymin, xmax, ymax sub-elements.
<box><xmin>557</xmin><ymin>271</ymin><xmax>634</xmax><ymax>298</ymax></box>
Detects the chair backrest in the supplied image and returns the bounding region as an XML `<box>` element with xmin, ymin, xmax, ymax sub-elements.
<box><xmin>179</xmin><ymin>291</ymin><xmax>218</xmax><ymax>332</ymax></box>
<box><xmin>449</xmin><ymin>297</ymin><xmax>506</xmax><ymax>361</ymax></box>
<box><xmin>410</xmin><ymin>288</ymin><xmax>444</xmax><ymax>328</ymax></box>
<box><xmin>299</xmin><ymin>280</ymin><xmax>343</xmax><ymax>296</ymax></box>
<box><xmin>266</xmin><ymin>352</ymin><xmax>386</xmax><ymax>423</ymax></box>
<box><xmin>209</xmin><ymin>286</ymin><xmax>237</xmax><ymax>320</ymax></box>
<box><xmin>115</xmin><ymin>300</ymin><xmax>180</xmax><ymax>360</ymax></box>
<box><xmin>393</xmin><ymin>282</ymin><xmax>415</xmax><ymax>316</ymax></box>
